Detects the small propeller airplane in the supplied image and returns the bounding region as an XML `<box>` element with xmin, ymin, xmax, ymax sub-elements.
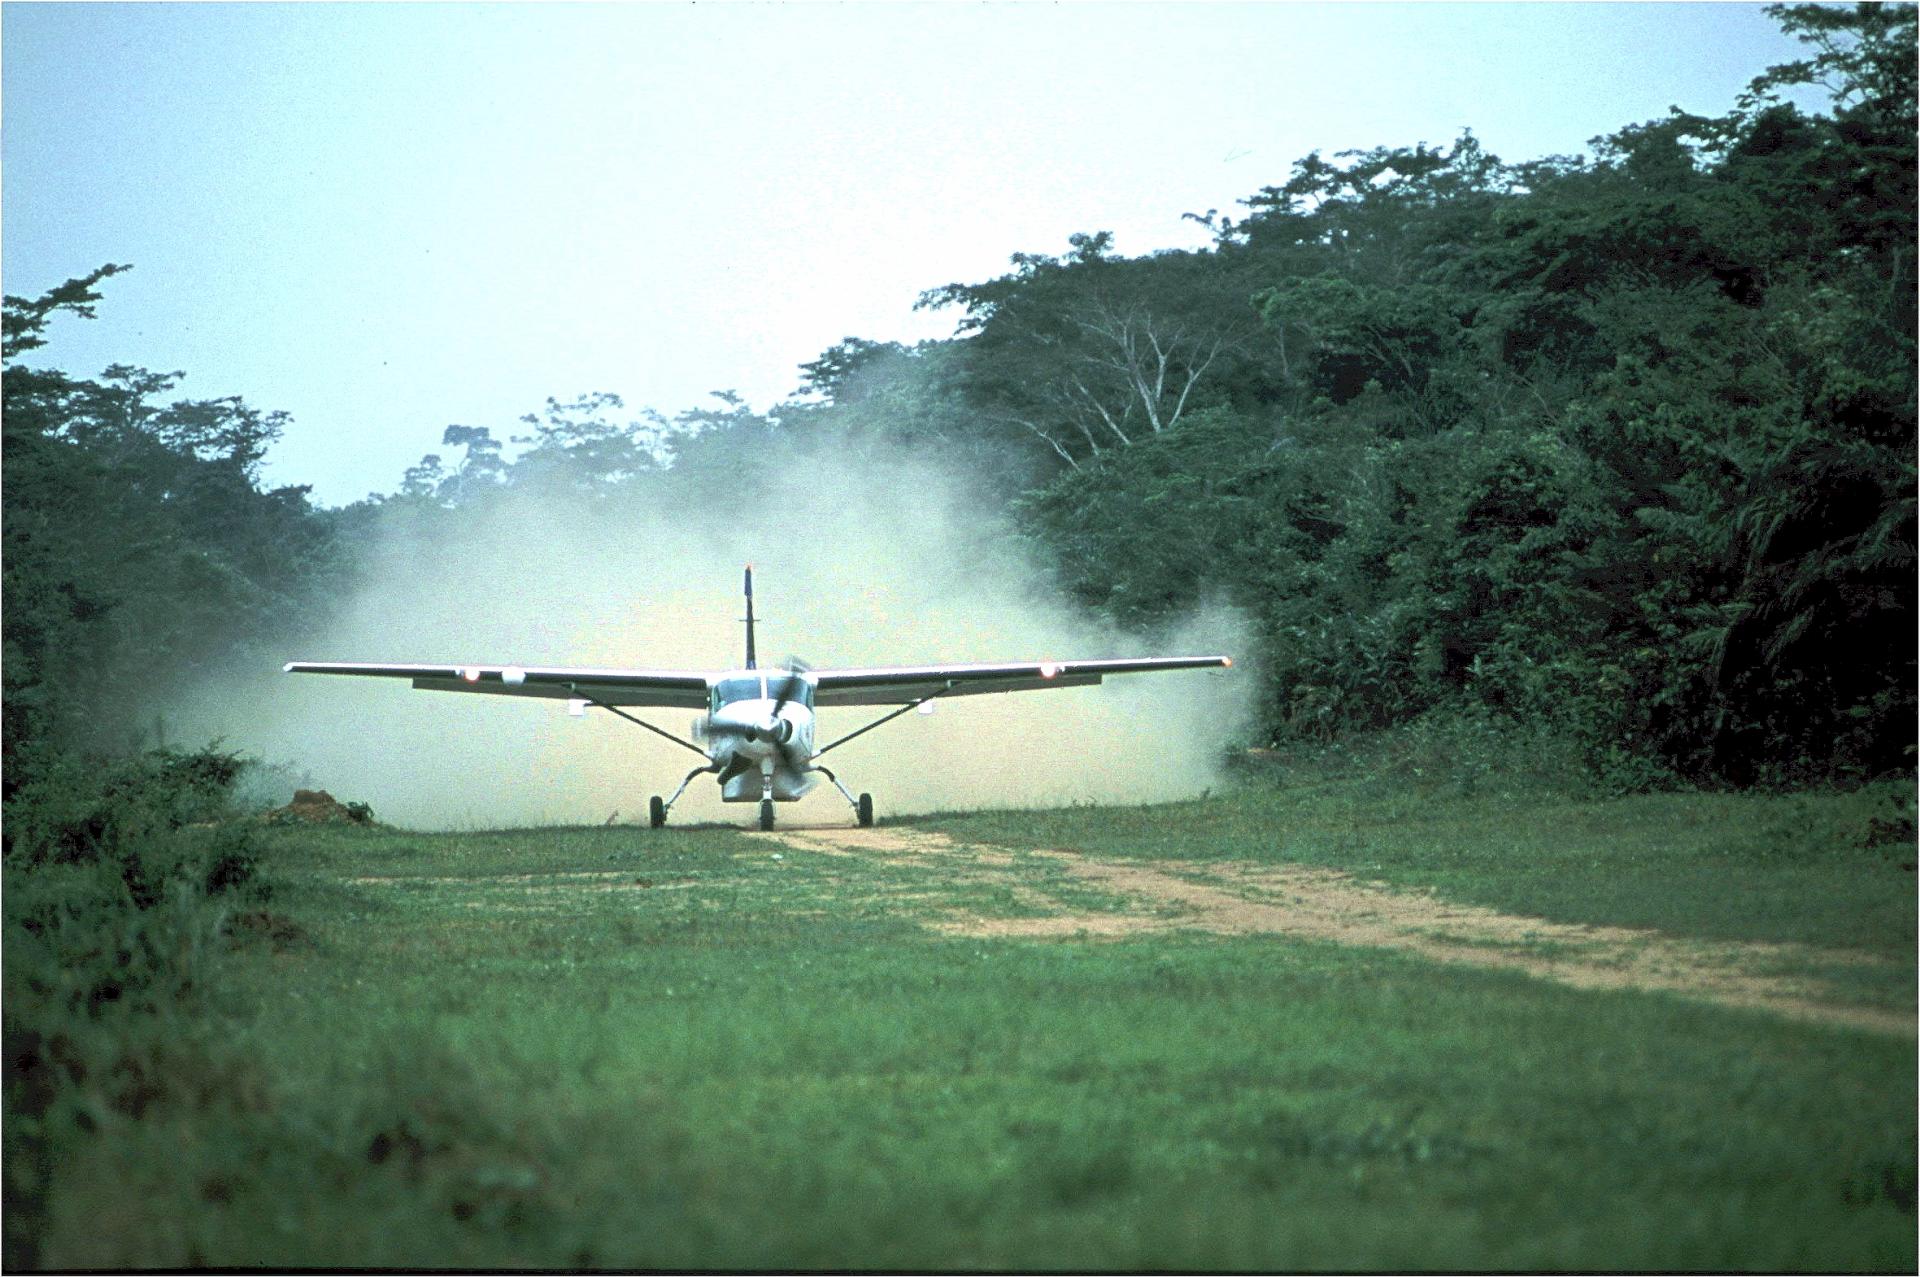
<box><xmin>285</xmin><ymin>566</ymin><xmax>1231</xmax><ymax>830</ymax></box>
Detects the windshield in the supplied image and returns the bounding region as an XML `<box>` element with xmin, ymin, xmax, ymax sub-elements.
<box><xmin>710</xmin><ymin>673</ymin><xmax>813</xmax><ymax>710</ymax></box>
<box><xmin>713</xmin><ymin>676</ymin><xmax>764</xmax><ymax>705</ymax></box>
<box><xmin>769</xmin><ymin>671</ymin><xmax>814</xmax><ymax>708</ymax></box>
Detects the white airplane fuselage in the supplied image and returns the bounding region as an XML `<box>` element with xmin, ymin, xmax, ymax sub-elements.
<box><xmin>698</xmin><ymin>671</ymin><xmax>819</xmax><ymax>802</ymax></box>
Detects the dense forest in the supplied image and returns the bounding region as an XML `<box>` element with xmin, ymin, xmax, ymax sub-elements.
<box><xmin>5</xmin><ymin>3</ymin><xmax>1913</xmax><ymax>798</ymax></box>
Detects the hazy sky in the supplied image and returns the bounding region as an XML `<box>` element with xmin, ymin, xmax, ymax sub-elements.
<box><xmin>4</xmin><ymin>1</ymin><xmax>1819</xmax><ymax>506</ymax></box>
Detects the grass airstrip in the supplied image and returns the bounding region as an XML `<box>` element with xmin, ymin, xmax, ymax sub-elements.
<box><xmin>28</xmin><ymin>776</ymin><xmax>1918</xmax><ymax>1270</ymax></box>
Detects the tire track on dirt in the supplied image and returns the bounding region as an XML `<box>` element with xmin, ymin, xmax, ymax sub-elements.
<box><xmin>757</xmin><ymin>826</ymin><xmax>1914</xmax><ymax>1036</ymax></box>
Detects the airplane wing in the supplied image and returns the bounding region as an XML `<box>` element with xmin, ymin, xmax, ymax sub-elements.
<box><xmin>810</xmin><ymin>656</ymin><xmax>1230</xmax><ymax>707</ymax></box>
<box><xmin>282</xmin><ymin>662</ymin><xmax>711</xmax><ymax>709</ymax></box>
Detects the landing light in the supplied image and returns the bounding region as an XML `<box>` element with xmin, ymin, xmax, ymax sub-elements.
<box><xmin>1039</xmin><ymin>661</ymin><xmax>1058</xmax><ymax>678</ymax></box>
<box><xmin>503</xmin><ymin>666</ymin><xmax>527</xmax><ymax>685</ymax></box>
<box><xmin>567</xmin><ymin>699</ymin><xmax>588</xmax><ymax>717</ymax></box>
<box><xmin>917</xmin><ymin>701</ymin><xmax>936</xmax><ymax>716</ymax></box>
<box><xmin>462</xmin><ymin>666</ymin><xmax>482</xmax><ymax>682</ymax></box>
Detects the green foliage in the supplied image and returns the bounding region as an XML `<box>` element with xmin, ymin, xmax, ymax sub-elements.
<box><xmin>1</xmin><ymin>264</ymin><xmax>130</xmax><ymax>360</ymax></box>
<box><xmin>3</xmin><ymin>747</ymin><xmax>265</xmax><ymax>1010</ymax></box>
<box><xmin>2</xmin><ymin>279</ymin><xmax>350</xmax><ymax>771</ymax></box>
<box><xmin>3</xmin><ymin>3</ymin><xmax>1912</xmax><ymax>794</ymax></box>
<box><xmin>982</xmin><ymin>5</ymin><xmax>1916</xmax><ymax>785</ymax></box>
<box><xmin>918</xmin><ymin>237</ymin><xmax>1275</xmax><ymax>468</ymax></box>
<box><xmin>506</xmin><ymin>392</ymin><xmax>664</xmax><ymax>495</ymax></box>
<box><xmin>2</xmin><ymin>746</ymin><xmax>274</xmax><ymax>1267</ymax></box>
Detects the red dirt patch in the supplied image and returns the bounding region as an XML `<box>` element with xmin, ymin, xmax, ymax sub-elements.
<box><xmin>267</xmin><ymin>788</ymin><xmax>374</xmax><ymax>826</ymax></box>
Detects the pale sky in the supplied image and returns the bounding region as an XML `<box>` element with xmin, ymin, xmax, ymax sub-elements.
<box><xmin>4</xmin><ymin>1</ymin><xmax>1820</xmax><ymax>506</ymax></box>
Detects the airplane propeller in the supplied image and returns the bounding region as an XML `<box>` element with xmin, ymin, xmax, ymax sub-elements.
<box><xmin>770</xmin><ymin>654</ymin><xmax>812</xmax><ymax>715</ymax></box>
<box><xmin>752</xmin><ymin>655</ymin><xmax>812</xmax><ymax>745</ymax></box>
<box><xmin>743</xmin><ymin>718</ymin><xmax>792</xmax><ymax>745</ymax></box>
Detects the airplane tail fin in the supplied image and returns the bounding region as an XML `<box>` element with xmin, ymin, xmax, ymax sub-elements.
<box><xmin>743</xmin><ymin>563</ymin><xmax>757</xmax><ymax>670</ymax></box>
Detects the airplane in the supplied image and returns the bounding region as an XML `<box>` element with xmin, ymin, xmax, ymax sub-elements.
<box><xmin>284</xmin><ymin>566</ymin><xmax>1232</xmax><ymax>831</ymax></box>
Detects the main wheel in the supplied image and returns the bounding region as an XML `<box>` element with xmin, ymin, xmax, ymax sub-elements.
<box><xmin>857</xmin><ymin>793</ymin><xmax>874</xmax><ymax>827</ymax></box>
<box><xmin>759</xmin><ymin>798</ymin><xmax>775</xmax><ymax>831</ymax></box>
<box><xmin>649</xmin><ymin>796</ymin><xmax>666</xmax><ymax>828</ymax></box>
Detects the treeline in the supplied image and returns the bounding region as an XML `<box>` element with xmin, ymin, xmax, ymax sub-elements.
<box><xmin>4</xmin><ymin>2</ymin><xmax>1913</xmax><ymax>792</ymax></box>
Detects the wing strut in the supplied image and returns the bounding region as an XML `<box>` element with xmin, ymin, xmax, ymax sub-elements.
<box><xmin>565</xmin><ymin>683</ymin><xmax>710</xmax><ymax>759</ymax></box>
<box><xmin>812</xmin><ymin>682</ymin><xmax>965</xmax><ymax>760</ymax></box>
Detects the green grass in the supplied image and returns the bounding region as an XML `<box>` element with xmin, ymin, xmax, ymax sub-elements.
<box><xmin>927</xmin><ymin>777</ymin><xmax>1918</xmax><ymax>951</ymax></box>
<box><xmin>18</xmin><ymin>781</ymin><xmax>1917</xmax><ymax>1271</ymax></box>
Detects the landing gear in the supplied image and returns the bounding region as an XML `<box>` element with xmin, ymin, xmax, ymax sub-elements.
<box><xmin>759</xmin><ymin>798</ymin><xmax>776</xmax><ymax>831</ymax></box>
<box><xmin>651</xmin><ymin>763</ymin><xmax>718</xmax><ymax>829</ymax></box>
<box><xmin>808</xmin><ymin>764</ymin><xmax>876</xmax><ymax>827</ymax></box>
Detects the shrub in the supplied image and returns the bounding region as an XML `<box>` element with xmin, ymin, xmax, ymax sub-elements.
<box><xmin>3</xmin><ymin>745</ymin><xmax>272</xmax><ymax>1267</ymax></box>
<box><xmin>4</xmin><ymin>747</ymin><xmax>263</xmax><ymax>901</ymax></box>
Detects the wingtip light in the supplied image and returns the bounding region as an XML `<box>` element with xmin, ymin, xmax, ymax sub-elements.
<box><xmin>1223</xmin><ymin>656</ymin><xmax>1233</xmax><ymax>668</ymax></box>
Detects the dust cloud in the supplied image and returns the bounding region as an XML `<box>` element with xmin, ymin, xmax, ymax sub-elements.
<box><xmin>173</xmin><ymin>452</ymin><xmax>1254</xmax><ymax>829</ymax></box>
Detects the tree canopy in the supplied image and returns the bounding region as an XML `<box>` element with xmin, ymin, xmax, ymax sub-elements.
<box><xmin>5</xmin><ymin>3</ymin><xmax>1912</xmax><ymax>791</ymax></box>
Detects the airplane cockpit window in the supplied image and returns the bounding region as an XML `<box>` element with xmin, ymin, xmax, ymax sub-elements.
<box><xmin>709</xmin><ymin>674</ymin><xmax>813</xmax><ymax>710</ymax></box>
<box><xmin>769</xmin><ymin>673</ymin><xmax>814</xmax><ymax>708</ymax></box>
<box><xmin>713</xmin><ymin>676</ymin><xmax>763</xmax><ymax>705</ymax></box>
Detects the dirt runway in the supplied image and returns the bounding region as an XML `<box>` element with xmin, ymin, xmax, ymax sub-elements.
<box><xmin>758</xmin><ymin>825</ymin><xmax>1914</xmax><ymax>1036</ymax></box>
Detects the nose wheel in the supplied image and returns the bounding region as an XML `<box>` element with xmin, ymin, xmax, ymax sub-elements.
<box><xmin>652</xmin><ymin>767</ymin><xmax>872</xmax><ymax>831</ymax></box>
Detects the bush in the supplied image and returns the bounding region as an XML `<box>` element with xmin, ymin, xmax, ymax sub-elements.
<box><xmin>4</xmin><ymin>746</ymin><xmax>267</xmax><ymax>1015</ymax></box>
<box><xmin>4</xmin><ymin>747</ymin><xmax>263</xmax><ymax>900</ymax></box>
<box><xmin>3</xmin><ymin>746</ymin><xmax>272</xmax><ymax>1267</ymax></box>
